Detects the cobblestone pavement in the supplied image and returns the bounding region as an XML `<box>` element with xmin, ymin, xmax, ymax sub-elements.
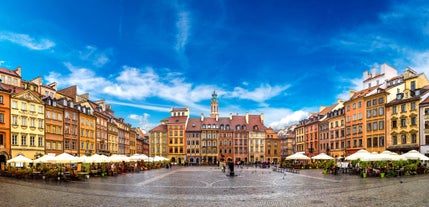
<box><xmin>1</xmin><ymin>166</ymin><xmax>429</xmax><ymax>207</ymax></box>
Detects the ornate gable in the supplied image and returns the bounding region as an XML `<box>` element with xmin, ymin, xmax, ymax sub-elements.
<box><xmin>12</xmin><ymin>89</ymin><xmax>43</xmax><ymax>104</ymax></box>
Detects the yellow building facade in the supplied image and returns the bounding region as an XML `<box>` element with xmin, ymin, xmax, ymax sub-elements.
<box><xmin>10</xmin><ymin>89</ymin><xmax>45</xmax><ymax>159</ymax></box>
<box><xmin>78</xmin><ymin>106</ymin><xmax>96</xmax><ymax>156</ymax></box>
<box><xmin>386</xmin><ymin>69</ymin><xmax>429</xmax><ymax>153</ymax></box>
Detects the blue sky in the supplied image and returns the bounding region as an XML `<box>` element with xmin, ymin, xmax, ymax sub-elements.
<box><xmin>1</xmin><ymin>0</ymin><xmax>429</xmax><ymax>131</ymax></box>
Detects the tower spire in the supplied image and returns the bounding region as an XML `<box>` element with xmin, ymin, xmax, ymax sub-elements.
<box><xmin>210</xmin><ymin>90</ymin><xmax>219</xmax><ymax>118</ymax></box>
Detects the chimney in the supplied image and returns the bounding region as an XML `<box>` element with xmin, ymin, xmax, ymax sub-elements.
<box><xmin>372</xmin><ymin>66</ymin><xmax>377</xmax><ymax>75</ymax></box>
<box><xmin>245</xmin><ymin>112</ymin><xmax>249</xmax><ymax>124</ymax></box>
<box><xmin>201</xmin><ymin>113</ymin><xmax>204</xmax><ymax>121</ymax></box>
<box><xmin>260</xmin><ymin>113</ymin><xmax>264</xmax><ymax>124</ymax></box>
<box><xmin>215</xmin><ymin>114</ymin><xmax>219</xmax><ymax>122</ymax></box>
<box><xmin>349</xmin><ymin>90</ymin><xmax>356</xmax><ymax>98</ymax></box>
<box><xmin>229</xmin><ymin>113</ymin><xmax>232</xmax><ymax>120</ymax></box>
<box><xmin>14</xmin><ymin>66</ymin><xmax>22</xmax><ymax>77</ymax></box>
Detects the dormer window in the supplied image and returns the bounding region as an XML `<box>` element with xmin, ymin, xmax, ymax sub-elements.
<box><xmin>236</xmin><ymin>125</ymin><xmax>241</xmax><ymax>130</ymax></box>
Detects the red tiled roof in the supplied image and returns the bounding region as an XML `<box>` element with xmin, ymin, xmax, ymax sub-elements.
<box><xmin>319</xmin><ymin>103</ymin><xmax>338</xmax><ymax>115</ymax></box>
<box><xmin>1</xmin><ymin>84</ymin><xmax>25</xmax><ymax>94</ymax></box>
<box><xmin>0</xmin><ymin>68</ymin><xmax>21</xmax><ymax>78</ymax></box>
<box><xmin>149</xmin><ymin>124</ymin><xmax>167</xmax><ymax>132</ymax></box>
<box><xmin>248</xmin><ymin>115</ymin><xmax>264</xmax><ymax>130</ymax></box>
<box><xmin>202</xmin><ymin>117</ymin><xmax>217</xmax><ymax>124</ymax></box>
<box><xmin>231</xmin><ymin>115</ymin><xmax>246</xmax><ymax>128</ymax></box>
<box><xmin>167</xmin><ymin>116</ymin><xmax>188</xmax><ymax>124</ymax></box>
<box><xmin>186</xmin><ymin>118</ymin><xmax>202</xmax><ymax>131</ymax></box>
<box><xmin>350</xmin><ymin>86</ymin><xmax>378</xmax><ymax>100</ymax></box>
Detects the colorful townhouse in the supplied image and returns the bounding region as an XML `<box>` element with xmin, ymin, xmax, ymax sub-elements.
<box><xmin>265</xmin><ymin>127</ymin><xmax>281</xmax><ymax>163</ymax></box>
<box><xmin>43</xmin><ymin>97</ymin><xmax>64</xmax><ymax>155</ymax></box>
<box><xmin>386</xmin><ymin>68</ymin><xmax>429</xmax><ymax>153</ymax></box>
<box><xmin>167</xmin><ymin>107</ymin><xmax>189</xmax><ymax>164</ymax></box>
<box><xmin>10</xmin><ymin>88</ymin><xmax>45</xmax><ymax>159</ymax></box>
<box><xmin>324</xmin><ymin>101</ymin><xmax>345</xmax><ymax>158</ymax></box>
<box><xmin>0</xmin><ymin>84</ymin><xmax>11</xmax><ymax>166</ymax></box>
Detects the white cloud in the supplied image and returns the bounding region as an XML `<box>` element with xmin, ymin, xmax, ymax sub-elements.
<box><xmin>0</xmin><ymin>32</ymin><xmax>55</xmax><ymax>50</ymax></box>
<box><xmin>268</xmin><ymin>109</ymin><xmax>310</xmax><ymax>130</ymax></box>
<box><xmin>175</xmin><ymin>10</ymin><xmax>190</xmax><ymax>52</ymax></box>
<box><xmin>129</xmin><ymin>113</ymin><xmax>157</xmax><ymax>132</ymax></box>
<box><xmin>225</xmin><ymin>84</ymin><xmax>290</xmax><ymax>103</ymax></box>
<box><xmin>78</xmin><ymin>45</ymin><xmax>111</xmax><ymax>67</ymax></box>
<box><xmin>336</xmin><ymin>77</ymin><xmax>364</xmax><ymax>101</ymax></box>
<box><xmin>46</xmin><ymin>62</ymin><xmax>110</xmax><ymax>94</ymax></box>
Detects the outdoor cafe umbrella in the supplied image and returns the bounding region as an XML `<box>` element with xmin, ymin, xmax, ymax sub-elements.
<box><xmin>286</xmin><ymin>152</ymin><xmax>311</xmax><ymax>160</ymax></box>
<box><xmin>7</xmin><ymin>154</ymin><xmax>33</xmax><ymax>164</ymax></box>
<box><xmin>311</xmin><ymin>153</ymin><xmax>334</xmax><ymax>160</ymax></box>
<box><xmin>51</xmin><ymin>152</ymin><xmax>78</xmax><ymax>164</ymax></box>
<box><xmin>402</xmin><ymin>150</ymin><xmax>429</xmax><ymax>161</ymax></box>
<box><xmin>345</xmin><ymin>149</ymin><xmax>370</xmax><ymax>161</ymax></box>
<box><xmin>360</xmin><ymin>152</ymin><xmax>391</xmax><ymax>161</ymax></box>
<box><xmin>33</xmin><ymin>154</ymin><xmax>55</xmax><ymax>164</ymax></box>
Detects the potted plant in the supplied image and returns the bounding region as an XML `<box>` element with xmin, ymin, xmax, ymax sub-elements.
<box><xmin>359</xmin><ymin>160</ymin><xmax>370</xmax><ymax>178</ymax></box>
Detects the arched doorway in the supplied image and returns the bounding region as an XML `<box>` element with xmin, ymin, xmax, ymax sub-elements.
<box><xmin>178</xmin><ymin>158</ymin><xmax>182</xmax><ymax>165</ymax></box>
<box><xmin>0</xmin><ymin>151</ymin><xmax>9</xmax><ymax>171</ymax></box>
<box><xmin>171</xmin><ymin>157</ymin><xmax>176</xmax><ymax>163</ymax></box>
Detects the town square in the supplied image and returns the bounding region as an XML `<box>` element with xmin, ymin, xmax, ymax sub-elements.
<box><xmin>1</xmin><ymin>165</ymin><xmax>429</xmax><ymax>207</ymax></box>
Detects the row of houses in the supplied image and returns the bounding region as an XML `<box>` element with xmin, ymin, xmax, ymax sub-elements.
<box><xmin>296</xmin><ymin>63</ymin><xmax>429</xmax><ymax>158</ymax></box>
<box><xmin>148</xmin><ymin>63</ymin><xmax>429</xmax><ymax>165</ymax></box>
<box><xmin>0</xmin><ymin>66</ymin><xmax>149</xmax><ymax>166</ymax></box>
<box><xmin>149</xmin><ymin>91</ymin><xmax>296</xmax><ymax>165</ymax></box>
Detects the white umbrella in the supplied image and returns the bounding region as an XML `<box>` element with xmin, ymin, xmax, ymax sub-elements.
<box><xmin>33</xmin><ymin>154</ymin><xmax>55</xmax><ymax>164</ymax></box>
<box><xmin>7</xmin><ymin>154</ymin><xmax>33</xmax><ymax>163</ymax></box>
<box><xmin>389</xmin><ymin>152</ymin><xmax>407</xmax><ymax>161</ymax></box>
<box><xmin>87</xmin><ymin>154</ymin><xmax>109</xmax><ymax>163</ymax></box>
<box><xmin>361</xmin><ymin>152</ymin><xmax>391</xmax><ymax>161</ymax></box>
<box><xmin>345</xmin><ymin>149</ymin><xmax>370</xmax><ymax>161</ymax></box>
<box><xmin>311</xmin><ymin>153</ymin><xmax>334</xmax><ymax>160</ymax></box>
<box><xmin>109</xmin><ymin>154</ymin><xmax>130</xmax><ymax>162</ymax></box>
<box><xmin>286</xmin><ymin>152</ymin><xmax>311</xmax><ymax>160</ymax></box>
<box><xmin>52</xmin><ymin>152</ymin><xmax>78</xmax><ymax>163</ymax></box>
<box><xmin>402</xmin><ymin>150</ymin><xmax>429</xmax><ymax>161</ymax></box>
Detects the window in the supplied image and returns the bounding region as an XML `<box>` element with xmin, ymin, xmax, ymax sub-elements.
<box><xmin>367</xmin><ymin>123</ymin><xmax>371</xmax><ymax>131</ymax></box>
<box><xmin>0</xmin><ymin>113</ymin><xmax>3</xmax><ymax>123</ymax></box>
<box><xmin>367</xmin><ymin>138</ymin><xmax>371</xmax><ymax>148</ymax></box>
<box><xmin>411</xmin><ymin>81</ymin><xmax>416</xmax><ymax>91</ymax></box>
<box><xmin>367</xmin><ymin>101</ymin><xmax>371</xmax><ymax>107</ymax></box>
<box><xmin>372</xmin><ymin>109</ymin><xmax>377</xmax><ymax>116</ymax></box>
<box><xmin>401</xmin><ymin>104</ymin><xmax>406</xmax><ymax>112</ymax></box>
<box><xmin>379</xmin><ymin>107</ymin><xmax>384</xmax><ymax>116</ymax></box>
<box><xmin>30</xmin><ymin>105</ymin><xmax>35</xmax><ymax>112</ymax></box>
<box><xmin>46</xmin><ymin>142</ymin><xmax>50</xmax><ymax>149</ymax></box>
<box><xmin>38</xmin><ymin>137</ymin><xmax>43</xmax><ymax>147</ymax></box>
<box><xmin>30</xmin><ymin>136</ymin><xmax>35</xmax><ymax>146</ymax></box>
<box><xmin>401</xmin><ymin>134</ymin><xmax>406</xmax><ymax>144</ymax></box>
<box><xmin>30</xmin><ymin>118</ymin><xmax>35</xmax><ymax>127</ymax></box>
<box><xmin>401</xmin><ymin>119</ymin><xmax>406</xmax><ymax>127</ymax></box>
<box><xmin>372</xmin><ymin>99</ymin><xmax>377</xmax><ymax>105</ymax></box>
<box><xmin>38</xmin><ymin>106</ymin><xmax>43</xmax><ymax>113</ymax></box>
<box><xmin>12</xmin><ymin>101</ymin><xmax>17</xmax><ymax>109</ymax></box>
<box><xmin>358</xmin><ymin>101</ymin><xmax>362</xmax><ymax>108</ymax></box>
<box><xmin>425</xmin><ymin>108</ymin><xmax>429</xmax><ymax>115</ymax></box>
<box><xmin>21</xmin><ymin>135</ymin><xmax>26</xmax><ymax>146</ymax></box>
<box><xmin>412</xmin><ymin>134</ymin><xmax>417</xmax><ymax>143</ymax></box>
<box><xmin>392</xmin><ymin>106</ymin><xmax>397</xmax><ymax>114</ymax></box>
<box><xmin>38</xmin><ymin>119</ymin><xmax>43</xmax><ymax>128</ymax></box>
<box><xmin>353</xmin><ymin>103</ymin><xmax>356</xmax><ymax>109</ymax></box>
<box><xmin>12</xmin><ymin>134</ymin><xmax>17</xmax><ymax>145</ymax></box>
<box><xmin>21</xmin><ymin>103</ymin><xmax>27</xmax><ymax>110</ymax></box>
<box><xmin>378</xmin><ymin>98</ymin><xmax>384</xmax><ymax>104</ymax></box>
<box><xmin>392</xmin><ymin>120</ymin><xmax>397</xmax><ymax>128</ymax></box>
<box><xmin>411</xmin><ymin>102</ymin><xmax>416</xmax><ymax>110</ymax></box>
<box><xmin>379</xmin><ymin>136</ymin><xmax>384</xmax><ymax>147</ymax></box>
<box><xmin>373</xmin><ymin>122</ymin><xmax>378</xmax><ymax>130</ymax></box>
<box><xmin>367</xmin><ymin>110</ymin><xmax>371</xmax><ymax>118</ymax></box>
<box><xmin>373</xmin><ymin>137</ymin><xmax>378</xmax><ymax>147</ymax></box>
<box><xmin>411</xmin><ymin>117</ymin><xmax>417</xmax><ymax>125</ymax></box>
<box><xmin>0</xmin><ymin>96</ymin><xmax>3</xmax><ymax>104</ymax></box>
<box><xmin>379</xmin><ymin>121</ymin><xmax>384</xmax><ymax>130</ymax></box>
